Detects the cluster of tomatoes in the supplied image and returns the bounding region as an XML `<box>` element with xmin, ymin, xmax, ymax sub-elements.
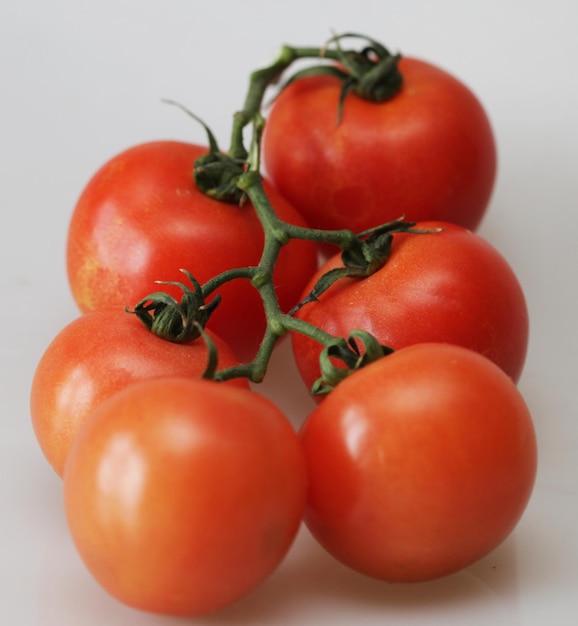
<box><xmin>30</xmin><ymin>38</ymin><xmax>537</xmax><ymax>618</ymax></box>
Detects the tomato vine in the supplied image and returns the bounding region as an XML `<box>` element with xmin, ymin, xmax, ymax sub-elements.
<box><xmin>33</xmin><ymin>30</ymin><xmax>536</xmax><ymax>617</ymax></box>
<box><xmin>128</xmin><ymin>33</ymin><xmax>425</xmax><ymax>391</ymax></box>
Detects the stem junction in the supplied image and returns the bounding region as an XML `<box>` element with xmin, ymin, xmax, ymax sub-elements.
<box><xmin>129</xmin><ymin>33</ymin><xmax>431</xmax><ymax>394</ymax></box>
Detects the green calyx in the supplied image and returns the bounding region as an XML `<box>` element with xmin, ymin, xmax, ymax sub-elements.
<box><xmin>127</xmin><ymin>270</ymin><xmax>220</xmax><ymax>343</ymax></box>
<box><xmin>193</xmin><ymin>151</ymin><xmax>246</xmax><ymax>204</ymax></box>
<box><xmin>334</xmin><ymin>32</ymin><xmax>403</xmax><ymax>103</ymax></box>
<box><xmin>164</xmin><ymin>99</ymin><xmax>247</xmax><ymax>204</ymax></box>
<box><xmin>312</xmin><ymin>330</ymin><xmax>394</xmax><ymax>396</ymax></box>
<box><xmin>290</xmin><ymin>218</ymin><xmax>441</xmax><ymax>315</ymax></box>
<box><xmin>280</xmin><ymin>33</ymin><xmax>403</xmax><ymax>120</ymax></box>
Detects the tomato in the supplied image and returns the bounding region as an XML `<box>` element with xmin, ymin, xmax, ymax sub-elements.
<box><xmin>300</xmin><ymin>343</ymin><xmax>537</xmax><ymax>582</ymax></box>
<box><xmin>63</xmin><ymin>377</ymin><xmax>307</xmax><ymax>616</ymax></box>
<box><xmin>30</xmin><ymin>307</ymin><xmax>248</xmax><ymax>478</ymax></box>
<box><xmin>262</xmin><ymin>57</ymin><xmax>496</xmax><ymax>235</ymax></box>
<box><xmin>291</xmin><ymin>221</ymin><xmax>528</xmax><ymax>391</ymax></box>
<box><xmin>66</xmin><ymin>140</ymin><xmax>318</xmax><ymax>361</ymax></box>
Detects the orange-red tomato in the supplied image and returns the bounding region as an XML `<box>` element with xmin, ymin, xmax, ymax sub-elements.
<box><xmin>64</xmin><ymin>377</ymin><xmax>307</xmax><ymax>616</ymax></box>
<box><xmin>300</xmin><ymin>343</ymin><xmax>537</xmax><ymax>582</ymax></box>
<box><xmin>292</xmin><ymin>222</ymin><xmax>528</xmax><ymax>390</ymax></box>
<box><xmin>30</xmin><ymin>308</ymin><xmax>247</xmax><ymax>477</ymax></box>
<box><xmin>263</xmin><ymin>57</ymin><xmax>496</xmax><ymax>234</ymax></box>
<box><xmin>66</xmin><ymin>140</ymin><xmax>318</xmax><ymax>361</ymax></box>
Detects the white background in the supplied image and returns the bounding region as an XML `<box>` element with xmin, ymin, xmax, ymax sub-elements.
<box><xmin>2</xmin><ymin>1</ymin><xmax>577</xmax><ymax>624</ymax></box>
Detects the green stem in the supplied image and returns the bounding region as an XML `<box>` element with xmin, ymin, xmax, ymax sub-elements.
<box><xmin>209</xmin><ymin>168</ymin><xmax>351</xmax><ymax>384</ymax></box>
<box><xmin>146</xmin><ymin>34</ymin><xmax>407</xmax><ymax>389</ymax></box>
<box><xmin>228</xmin><ymin>45</ymin><xmax>295</xmax><ymax>161</ymax></box>
<box><xmin>201</xmin><ymin>266</ymin><xmax>255</xmax><ymax>300</ymax></box>
<box><xmin>213</xmin><ymin>313</ymin><xmax>341</xmax><ymax>384</ymax></box>
<box><xmin>281</xmin><ymin>223</ymin><xmax>358</xmax><ymax>248</ymax></box>
<box><xmin>227</xmin><ymin>44</ymin><xmax>346</xmax><ymax>160</ymax></box>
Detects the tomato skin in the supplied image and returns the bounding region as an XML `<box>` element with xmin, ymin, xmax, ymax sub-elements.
<box><xmin>262</xmin><ymin>57</ymin><xmax>496</xmax><ymax>234</ymax></box>
<box><xmin>300</xmin><ymin>343</ymin><xmax>537</xmax><ymax>582</ymax></box>
<box><xmin>30</xmin><ymin>308</ymin><xmax>247</xmax><ymax>478</ymax></box>
<box><xmin>63</xmin><ymin>377</ymin><xmax>307</xmax><ymax>617</ymax></box>
<box><xmin>292</xmin><ymin>221</ymin><xmax>528</xmax><ymax>390</ymax></box>
<box><xmin>66</xmin><ymin>140</ymin><xmax>318</xmax><ymax>361</ymax></box>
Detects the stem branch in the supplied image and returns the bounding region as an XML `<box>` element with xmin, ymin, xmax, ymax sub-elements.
<box><xmin>142</xmin><ymin>34</ymin><xmax>407</xmax><ymax>391</ymax></box>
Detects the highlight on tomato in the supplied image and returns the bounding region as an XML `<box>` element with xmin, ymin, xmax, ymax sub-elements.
<box><xmin>300</xmin><ymin>343</ymin><xmax>537</xmax><ymax>582</ymax></box>
<box><xmin>291</xmin><ymin>221</ymin><xmax>529</xmax><ymax>392</ymax></box>
<box><xmin>66</xmin><ymin>140</ymin><xmax>319</xmax><ymax>361</ymax></box>
<box><xmin>63</xmin><ymin>376</ymin><xmax>308</xmax><ymax>617</ymax></box>
<box><xmin>262</xmin><ymin>55</ymin><xmax>496</xmax><ymax>236</ymax></box>
<box><xmin>30</xmin><ymin>307</ymin><xmax>248</xmax><ymax>478</ymax></box>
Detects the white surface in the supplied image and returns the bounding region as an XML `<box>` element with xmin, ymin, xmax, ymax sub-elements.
<box><xmin>1</xmin><ymin>1</ymin><xmax>577</xmax><ymax>623</ymax></box>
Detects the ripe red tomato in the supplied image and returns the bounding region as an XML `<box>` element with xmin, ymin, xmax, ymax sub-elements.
<box><xmin>30</xmin><ymin>308</ymin><xmax>248</xmax><ymax>478</ymax></box>
<box><xmin>291</xmin><ymin>221</ymin><xmax>528</xmax><ymax>390</ymax></box>
<box><xmin>300</xmin><ymin>343</ymin><xmax>537</xmax><ymax>582</ymax></box>
<box><xmin>63</xmin><ymin>377</ymin><xmax>307</xmax><ymax>617</ymax></box>
<box><xmin>262</xmin><ymin>57</ymin><xmax>496</xmax><ymax>234</ymax></box>
<box><xmin>66</xmin><ymin>140</ymin><xmax>318</xmax><ymax>361</ymax></box>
